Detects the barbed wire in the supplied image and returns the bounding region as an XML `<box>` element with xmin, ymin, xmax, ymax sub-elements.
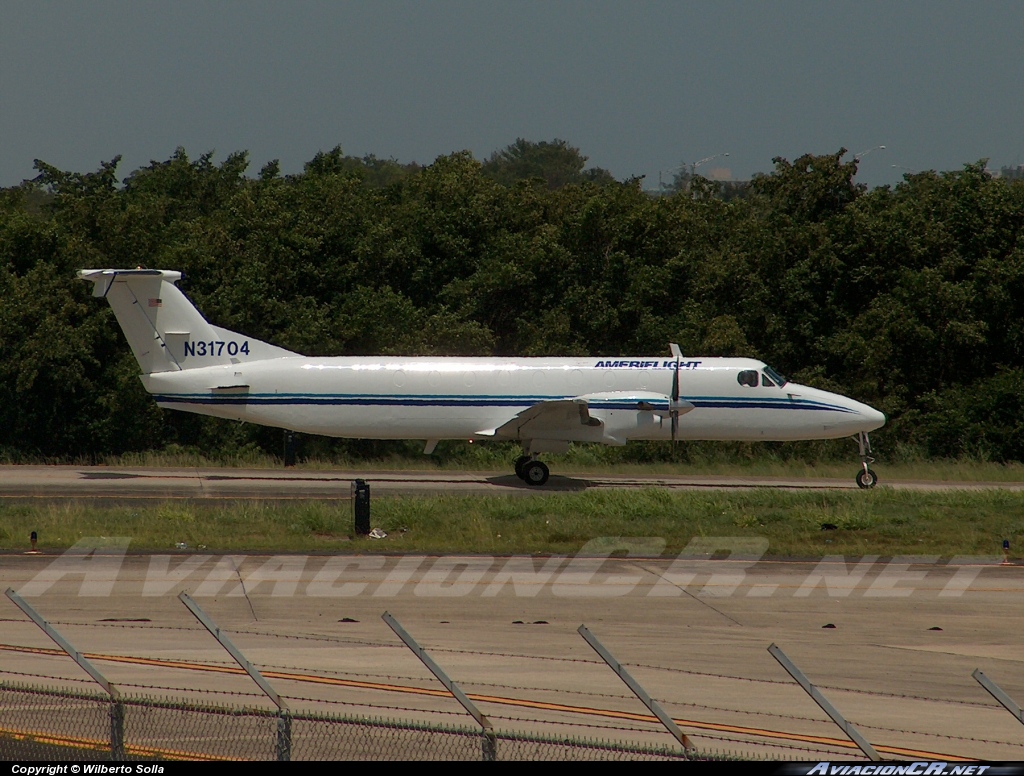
<box><xmin>658</xmin><ymin>698</ymin><xmax>1023</xmax><ymax>748</ymax></box>
<box><xmin>0</xmin><ymin>668</ymin><xmax>98</xmax><ymax>685</ymax></box>
<box><xmin>43</xmin><ymin>619</ymin><xmax>205</xmax><ymax>632</ymax></box>
<box><xmin>247</xmin><ymin>656</ymin><xmax>1016</xmax><ymax>750</ymax></box>
<box><xmin>2</xmin><ymin>615</ymin><xmax>1008</xmax><ymax>761</ymax></box>
<box><xmin>0</xmin><ymin>681</ymin><xmax>703</xmax><ymax>762</ymax></box>
<box><xmin>231</xmin><ymin>629</ymin><xmax>1017</xmax><ymax>714</ymax></box>
<box><xmin>5</xmin><ymin>644</ymin><xmax>1007</xmax><ymax>753</ymax></box>
<box><xmin>274</xmin><ymin>692</ymin><xmax>476</xmax><ymax>719</ymax></box>
<box><xmin>253</xmin><ymin>662</ymin><xmax>642</xmax><ymax>705</ymax></box>
<box><xmin>485</xmin><ymin>711</ymin><xmax>673</xmax><ymax>737</ymax></box>
<box><xmin>5</xmin><ymin>660</ymin><xmax>1009</xmax><ymax>755</ymax></box>
<box><xmin>117</xmin><ymin>681</ymin><xmax>268</xmax><ymax>700</ymax></box>
<box><xmin>803</xmin><ymin>682</ymin><xmax>1008</xmax><ymax>708</ymax></box>
<box><xmin>118</xmin><ymin>674</ymin><xmax>1004</xmax><ymax>750</ymax></box>
<box><xmin>33</xmin><ymin>620</ymin><xmax>1024</xmax><ymax>710</ymax></box>
<box><xmin>623</xmin><ymin>659</ymin><xmax>1013</xmax><ymax>709</ymax></box>
<box><xmin>40</xmin><ymin>621</ymin><xmax>1001</xmax><ymax>712</ymax></box>
<box><xmin>821</xmin><ymin>717</ymin><xmax>1024</xmax><ymax>749</ymax></box>
<box><xmin>33</xmin><ymin>621</ymin><xmax>1012</xmax><ymax>717</ymax></box>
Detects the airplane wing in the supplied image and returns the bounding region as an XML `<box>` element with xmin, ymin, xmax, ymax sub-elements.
<box><xmin>483</xmin><ymin>399</ymin><xmax>602</xmax><ymax>440</ymax></box>
<box><xmin>481</xmin><ymin>392</ymin><xmax>683</xmax><ymax>441</ymax></box>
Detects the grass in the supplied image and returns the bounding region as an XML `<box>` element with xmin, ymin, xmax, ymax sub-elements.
<box><xmin>3</xmin><ymin>489</ymin><xmax>1023</xmax><ymax>558</ymax></box>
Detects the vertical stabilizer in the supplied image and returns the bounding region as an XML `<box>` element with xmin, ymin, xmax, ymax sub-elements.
<box><xmin>78</xmin><ymin>269</ymin><xmax>296</xmax><ymax>374</ymax></box>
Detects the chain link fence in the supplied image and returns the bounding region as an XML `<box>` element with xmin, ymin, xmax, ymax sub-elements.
<box><xmin>0</xmin><ymin>681</ymin><xmax>723</xmax><ymax>761</ymax></box>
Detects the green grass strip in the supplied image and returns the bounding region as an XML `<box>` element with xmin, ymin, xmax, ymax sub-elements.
<box><xmin>2</xmin><ymin>488</ymin><xmax>1023</xmax><ymax>558</ymax></box>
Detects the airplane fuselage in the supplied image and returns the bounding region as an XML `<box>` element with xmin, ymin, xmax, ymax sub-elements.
<box><xmin>142</xmin><ymin>355</ymin><xmax>885</xmax><ymax>446</ymax></box>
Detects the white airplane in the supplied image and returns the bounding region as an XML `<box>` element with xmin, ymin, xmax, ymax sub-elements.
<box><xmin>78</xmin><ymin>268</ymin><xmax>886</xmax><ymax>487</ymax></box>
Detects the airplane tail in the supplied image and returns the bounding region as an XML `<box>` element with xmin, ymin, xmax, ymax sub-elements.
<box><xmin>78</xmin><ymin>269</ymin><xmax>297</xmax><ymax>374</ymax></box>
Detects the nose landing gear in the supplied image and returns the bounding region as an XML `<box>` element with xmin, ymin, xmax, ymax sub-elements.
<box><xmin>855</xmin><ymin>431</ymin><xmax>878</xmax><ymax>489</ymax></box>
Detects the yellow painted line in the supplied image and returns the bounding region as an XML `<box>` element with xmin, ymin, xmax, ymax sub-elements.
<box><xmin>0</xmin><ymin>643</ymin><xmax>971</xmax><ymax>759</ymax></box>
<box><xmin>0</xmin><ymin>728</ymin><xmax>107</xmax><ymax>753</ymax></box>
<box><xmin>447</xmin><ymin>693</ymin><xmax>970</xmax><ymax>760</ymax></box>
<box><xmin>0</xmin><ymin>725</ymin><xmax>234</xmax><ymax>761</ymax></box>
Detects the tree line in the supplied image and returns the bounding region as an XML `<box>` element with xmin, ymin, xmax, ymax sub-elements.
<box><xmin>1</xmin><ymin>140</ymin><xmax>1022</xmax><ymax>463</ymax></box>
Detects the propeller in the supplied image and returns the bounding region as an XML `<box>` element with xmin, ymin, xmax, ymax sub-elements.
<box><xmin>669</xmin><ymin>343</ymin><xmax>683</xmax><ymax>443</ymax></box>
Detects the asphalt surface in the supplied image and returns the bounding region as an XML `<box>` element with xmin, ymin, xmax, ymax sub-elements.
<box><xmin>2</xmin><ymin>464</ymin><xmax>1023</xmax><ymax>501</ymax></box>
<box><xmin>1</xmin><ymin>552</ymin><xmax>1022</xmax><ymax>760</ymax></box>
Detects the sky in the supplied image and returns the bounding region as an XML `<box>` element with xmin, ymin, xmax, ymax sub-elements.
<box><xmin>2</xmin><ymin>1</ymin><xmax>1022</xmax><ymax>190</ymax></box>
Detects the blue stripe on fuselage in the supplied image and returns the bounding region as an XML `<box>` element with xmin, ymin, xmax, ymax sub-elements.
<box><xmin>150</xmin><ymin>393</ymin><xmax>859</xmax><ymax>414</ymax></box>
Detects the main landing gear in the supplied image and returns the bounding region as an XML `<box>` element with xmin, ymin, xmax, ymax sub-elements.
<box><xmin>514</xmin><ymin>454</ymin><xmax>550</xmax><ymax>486</ymax></box>
<box><xmin>856</xmin><ymin>431</ymin><xmax>878</xmax><ymax>489</ymax></box>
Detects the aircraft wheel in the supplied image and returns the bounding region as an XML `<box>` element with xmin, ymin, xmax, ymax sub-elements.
<box><xmin>856</xmin><ymin>468</ymin><xmax>878</xmax><ymax>489</ymax></box>
<box><xmin>514</xmin><ymin>455</ymin><xmax>531</xmax><ymax>480</ymax></box>
<box><xmin>523</xmin><ymin>460</ymin><xmax>550</xmax><ymax>486</ymax></box>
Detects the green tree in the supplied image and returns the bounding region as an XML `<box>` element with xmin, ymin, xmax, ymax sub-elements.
<box><xmin>483</xmin><ymin>138</ymin><xmax>613</xmax><ymax>189</ymax></box>
<box><xmin>6</xmin><ymin>143</ymin><xmax>1024</xmax><ymax>463</ymax></box>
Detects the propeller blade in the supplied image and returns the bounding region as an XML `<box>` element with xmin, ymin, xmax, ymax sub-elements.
<box><xmin>668</xmin><ymin>343</ymin><xmax>684</xmax><ymax>444</ymax></box>
<box><xmin>671</xmin><ymin>355</ymin><xmax>680</xmax><ymax>443</ymax></box>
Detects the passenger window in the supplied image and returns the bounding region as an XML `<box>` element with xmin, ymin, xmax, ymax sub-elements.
<box><xmin>761</xmin><ymin>373</ymin><xmax>776</xmax><ymax>387</ymax></box>
<box><xmin>737</xmin><ymin>370</ymin><xmax>758</xmax><ymax>387</ymax></box>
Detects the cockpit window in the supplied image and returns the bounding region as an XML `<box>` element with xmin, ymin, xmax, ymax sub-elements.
<box><xmin>763</xmin><ymin>365</ymin><xmax>787</xmax><ymax>387</ymax></box>
<box><xmin>737</xmin><ymin>370</ymin><xmax>758</xmax><ymax>387</ymax></box>
<box><xmin>761</xmin><ymin>373</ymin><xmax>776</xmax><ymax>387</ymax></box>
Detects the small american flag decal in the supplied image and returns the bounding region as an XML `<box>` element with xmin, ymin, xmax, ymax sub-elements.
<box><xmin>148</xmin><ymin>298</ymin><xmax>162</xmax><ymax>307</ymax></box>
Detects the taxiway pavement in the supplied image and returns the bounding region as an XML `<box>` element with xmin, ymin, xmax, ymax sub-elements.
<box><xmin>0</xmin><ymin>553</ymin><xmax>1021</xmax><ymax>760</ymax></box>
<box><xmin>1</xmin><ymin>464</ymin><xmax>1022</xmax><ymax>501</ymax></box>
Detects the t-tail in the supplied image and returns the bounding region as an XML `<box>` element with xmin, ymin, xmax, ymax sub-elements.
<box><xmin>77</xmin><ymin>269</ymin><xmax>297</xmax><ymax>374</ymax></box>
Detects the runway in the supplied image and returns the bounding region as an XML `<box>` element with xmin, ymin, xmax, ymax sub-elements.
<box><xmin>1</xmin><ymin>464</ymin><xmax>1022</xmax><ymax>501</ymax></box>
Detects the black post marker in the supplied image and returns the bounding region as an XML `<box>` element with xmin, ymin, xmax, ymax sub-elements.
<box><xmin>28</xmin><ymin>531</ymin><xmax>38</xmax><ymax>554</ymax></box>
<box><xmin>1003</xmin><ymin>539</ymin><xmax>1010</xmax><ymax>565</ymax></box>
<box><xmin>283</xmin><ymin>430</ymin><xmax>297</xmax><ymax>467</ymax></box>
<box><xmin>352</xmin><ymin>480</ymin><xmax>371</xmax><ymax>536</ymax></box>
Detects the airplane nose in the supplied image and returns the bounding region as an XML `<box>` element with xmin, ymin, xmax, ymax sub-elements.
<box><xmin>857</xmin><ymin>403</ymin><xmax>886</xmax><ymax>432</ymax></box>
<box><xmin>803</xmin><ymin>386</ymin><xmax>886</xmax><ymax>432</ymax></box>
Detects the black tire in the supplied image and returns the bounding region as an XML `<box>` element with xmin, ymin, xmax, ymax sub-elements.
<box><xmin>514</xmin><ymin>455</ymin><xmax>531</xmax><ymax>480</ymax></box>
<box><xmin>856</xmin><ymin>468</ymin><xmax>878</xmax><ymax>489</ymax></box>
<box><xmin>523</xmin><ymin>460</ymin><xmax>550</xmax><ymax>486</ymax></box>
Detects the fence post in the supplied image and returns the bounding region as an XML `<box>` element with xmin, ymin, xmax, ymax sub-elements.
<box><xmin>381</xmin><ymin>612</ymin><xmax>497</xmax><ymax>760</ymax></box>
<box><xmin>768</xmin><ymin>643</ymin><xmax>880</xmax><ymax>761</ymax></box>
<box><xmin>110</xmin><ymin>701</ymin><xmax>126</xmax><ymax>761</ymax></box>
<box><xmin>972</xmin><ymin>669</ymin><xmax>1024</xmax><ymax>726</ymax></box>
<box><xmin>179</xmin><ymin>592</ymin><xmax>292</xmax><ymax>760</ymax></box>
<box><xmin>577</xmin><ymin>625</ymin><xmax>695</xmax><ymax>753</ymax></box>
<box><xmin>481</xmin><ymin>729</ymin><xmax>497</xmax><ymax>761</ymax></box>
<box><xmin>5</xmin><ymin>588</ymin><xmax>126</xmax><ymax>760</ymax></box>
<box><xmin>277</xmin><ymin>713</ymin><xmax>292</xmax><ymax>761</ymax></box>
